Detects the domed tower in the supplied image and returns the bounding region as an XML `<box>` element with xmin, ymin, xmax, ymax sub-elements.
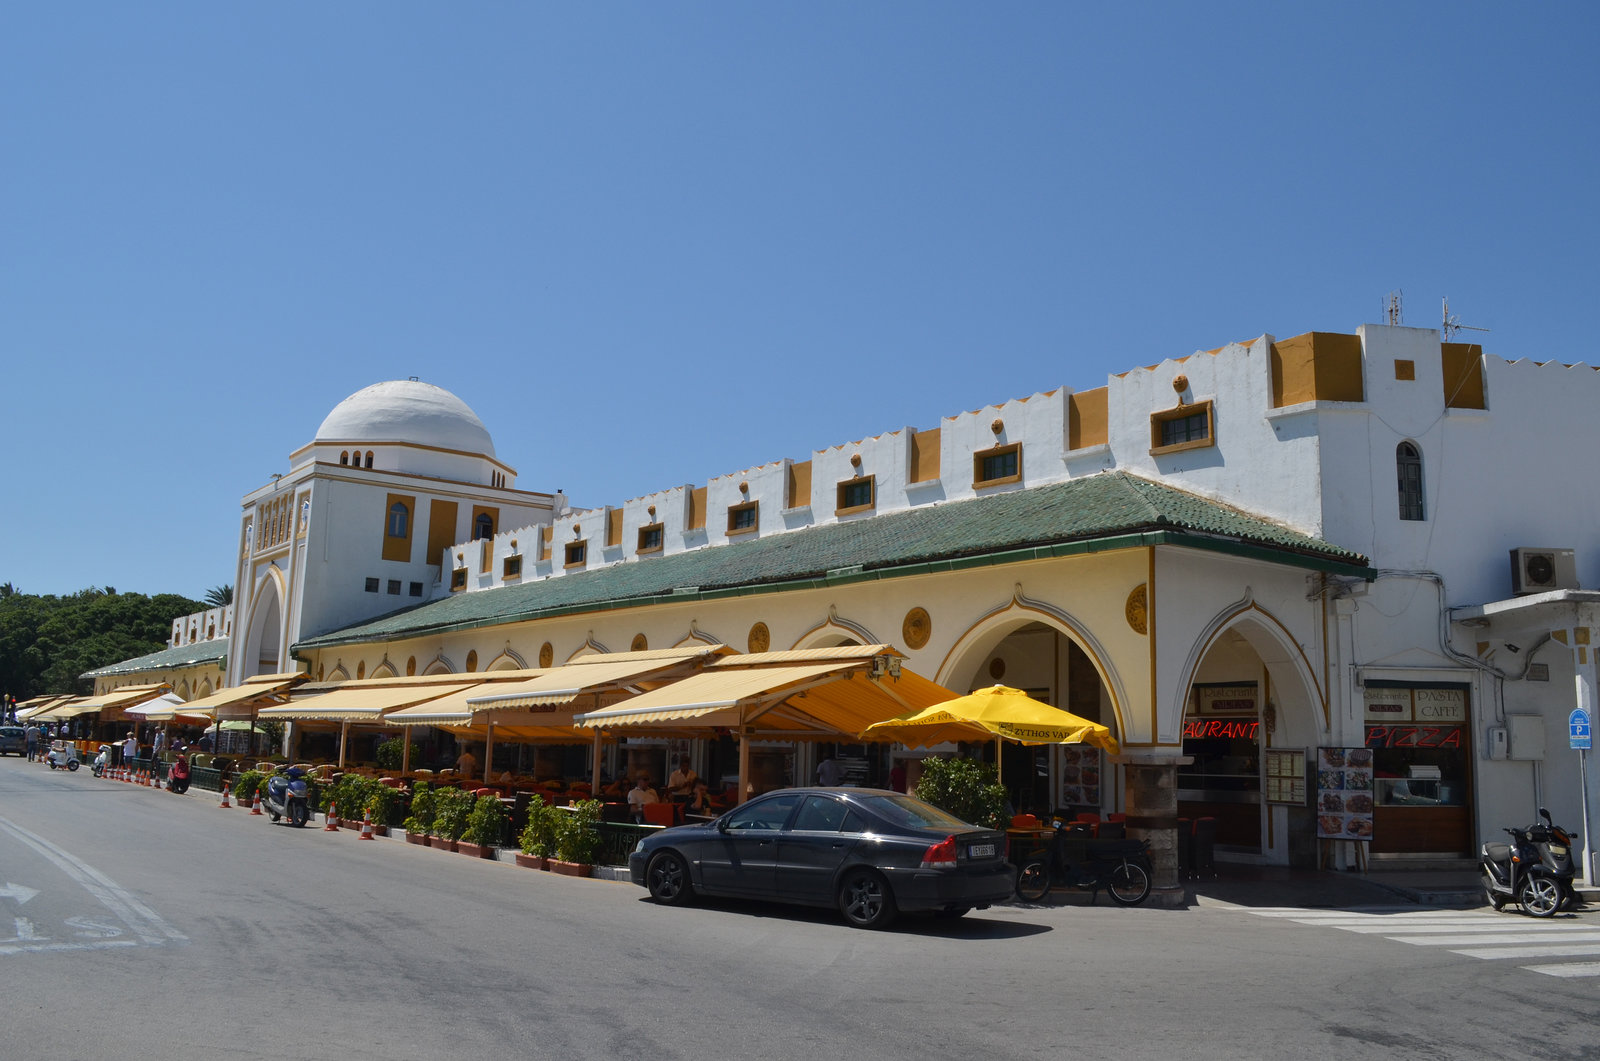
<box><xmin>229</xmin><ymin>381</ymin><xmax>554</xmax><ymax>681</ymax></box>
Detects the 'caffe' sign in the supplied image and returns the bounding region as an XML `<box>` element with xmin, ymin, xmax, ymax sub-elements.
<box><xmin>1413</xmin><ymin>688</ymin><xmax>1467</xmax><ymax>723</ymax></box>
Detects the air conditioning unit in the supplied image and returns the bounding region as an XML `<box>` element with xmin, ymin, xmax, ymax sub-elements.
<box><xmin>1509</xmin><ymin>548</ymin><xmax>1577</xmax><ymax>596</ymax></box>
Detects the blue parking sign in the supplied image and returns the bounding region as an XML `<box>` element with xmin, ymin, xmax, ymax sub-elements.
<box><xmin>1571</xmin><ymin>708</ymin><xmax>1593</xmax><ymax>751</ymax></box>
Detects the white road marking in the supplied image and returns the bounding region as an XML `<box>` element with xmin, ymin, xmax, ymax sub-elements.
<box><xmin>1451</xmin><ymin>943</ymin><xmax>1600</xmax><ymax>960</ymax></box>
<box><xmin>1522</xmin><ymin>961</ymin><xmax>1600</xmax><ymax>978</ymax></box>
<box><xmin>0</xmin><ymin>816</ymin><xmax>187</xmax><ymax>951</ymax></box>
<box><xmin>1389</xmin><ymin>931</ymin><xmax>1600</xmax><ymax>946</ymax></box>
<box><xmin>0</xmin><ymin>882</ymin><xmax>40</xmax><ymax>904</ymax></box>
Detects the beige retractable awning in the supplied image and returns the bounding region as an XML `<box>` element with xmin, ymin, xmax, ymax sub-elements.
<box><xmin>16</xmin><ymin>695</ymin><xmax>71</xmax><ymax>720</ymax></box>
<box><xmin>174</xmin><ymin>673</ymin><xmax>307</xmax><ymax>719</ymax></box>
<box><xmin>259</xmin><ymin>682</ymin><xmax>477</xmax><ymax>723</ymax></box>
<box><xmin>464</xmin><ymin>648</ymin><xmax>721</xmax><ymax>710</ymax></box>
<box><xmin>33</xmin><ymin>697</ymin><xmax>101</xmax><ymax>720</ymax></box>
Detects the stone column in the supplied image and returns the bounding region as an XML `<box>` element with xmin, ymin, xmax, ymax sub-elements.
<box><xmin>1113</xmin><ymin>751</ymin><xmax>1191</xmax><ymax>908</ymax></box>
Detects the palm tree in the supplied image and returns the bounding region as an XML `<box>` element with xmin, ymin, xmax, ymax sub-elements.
<box><xmin>203</xmin><ymin>585</ymin><xmax>234</xmax><ymax>608</ymax></box>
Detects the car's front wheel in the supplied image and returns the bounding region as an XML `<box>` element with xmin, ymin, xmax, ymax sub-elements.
<box><xmin>646</xmin><ymin>851</ymin><xmax>693</xmax><ymax>905</ymax></box>
<box><xmin>837</xmin><ymin>868</ymin><xmax>896</xmax><ymax>929</ymax></box>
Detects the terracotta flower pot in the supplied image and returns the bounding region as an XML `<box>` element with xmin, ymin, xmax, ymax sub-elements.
<box><xmin>549</xmin><ymin>860</ymin><xmax>592</xmax><ymax>878</ymax></box>
<box><xmin>457</xmin><ymin>841</ymin><xmax>494</xmax><ymax>859</ymax></box>
<box><xmin>514</xmin><ymin>852</ymin><xmax>549</xmax><ymax>870</ymax></box>
<box><xmin>405</xmin><ymin>831</ymin><xmax>428</xmax><ymax>846</ymax></box>
<box><xmin>429</xmin><ymin>836</ymin><xmax>458</xmax><ymax>852</ymax></box>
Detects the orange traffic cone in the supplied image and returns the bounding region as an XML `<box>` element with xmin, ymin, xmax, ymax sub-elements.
<box><xmin>250</xmin><ymin>792</ymin><xmax>262</xmax><ymax>816</ymax></box>
<box><xmin>324</xmin><ymin>801</ymin><xmax>340</xmax><ymax>832</ymax></box>
<box><xmin>123</xmin><ymin>765</ymin><xmax>132</xmax><ymax>783</ymax></box>
<box><xmin>219</xmin><ymin>784</ymin><xmax>231</xmax><ymax>809</ymax></box>
<box><xmin>359</xmin><ymin>809</ymin><xmax>375</xmax><ymax>840</ymax></box>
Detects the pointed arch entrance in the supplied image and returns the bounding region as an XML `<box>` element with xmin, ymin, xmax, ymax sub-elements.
<box><xmin>1177</xmin><ymin>603</ymin><xmax>1325</xmax><ymax>867</ymax></box>
<box><xmin>937</xmin><ymin>599</ymin><xmax>1126</xmax><ymax>818</ymax></box>
<box><xmin>241</xmin><ymin>571</ymin><xmax>285</xmax><ymax>680</ymax></box>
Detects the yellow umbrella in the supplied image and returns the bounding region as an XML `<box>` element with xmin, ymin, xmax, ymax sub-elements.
<box><xmin>862</xmin><ymin>685</ymin><xmax>1119</xmax><ymax>753</ymax></box>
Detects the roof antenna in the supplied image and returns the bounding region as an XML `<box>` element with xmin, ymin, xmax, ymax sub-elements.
<box><xmin>1384</xmin><ymin>290</ymin><xmax>1404</xmax><ymax>326</ymax></box>
<box><xmin>1442</xmin><ymin>297</ymin><xmax>1489</xmax><ymax>342</ymax></box>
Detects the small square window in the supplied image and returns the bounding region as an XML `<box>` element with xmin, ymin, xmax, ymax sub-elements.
<box><xmin>408</xmin><ymin>582</ymin><xmax>423</xmax><ymax>597</ymax></box>
<box><xmin>503</xmin><ymin>554</ymin><xmax>523</xmax><ymax>578</ymax></box>
<box><xmin>836</xmin><ymin>476</ymin><xmax>875</xmax><ymax>515</ymax></box>
<box><xmin>386</xmin><ymin>579</ymin><xmax>401</xmax><ymax>595</ymax></box>
<box><xmin>451</xmin><ymin>568</ymin><xmax>467</xmax><ymax>591</ymax></box>
<box><xmin>1394</xmin><ymin>359</ymin><xmax>1415</xmax><ymax>381</ymax></box>
<box><xmin>565</xmin><ymin>541</ymin><xmax>588</xmax><ymax>567</ymax></box>
<box><xmin>637</xmin><ymin>523</ymin><xmax>664</xmax><ymax>554</ymax></box>
<box><xmin>727</xmin><ymin>501</ymin><xmax>758</xmax><ymax>534</ymax></box>
<box><xmin>1150</xmin><ymin>400</ymin><xmax>1215</xmax><ymax>455</ymax></box>
<box><xmin>364</xmin><ymin>577</ymin><xmax>379</xmax><ymax>593</ymax></box>
<box><xmin>973</xmin><ymin>444</ymin><xmax>1022</xmax><ymax>487</ymax></box>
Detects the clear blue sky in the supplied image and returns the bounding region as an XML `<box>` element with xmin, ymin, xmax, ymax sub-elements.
<box><xmin>4</xmin><ymin>4</ymin><xmax>1595</xmax><ymax>601</ymax></box>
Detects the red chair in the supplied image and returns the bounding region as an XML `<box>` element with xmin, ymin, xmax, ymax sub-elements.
<box><xmin>1011</xmin><ymin>814</ymin><xmax>1040</xmax><ymax>829</ymax></box>
<box><xmin>642</xmin><ymin>803</ymin><xmax>676</xmax><ymax>827</ymax></box>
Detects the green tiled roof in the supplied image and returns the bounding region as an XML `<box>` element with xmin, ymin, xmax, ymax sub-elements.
<box><xmin>82</xmin><ymin>638</ymin><xmax>230</xmax><ymax>679</ymax></box>
<box><xmin>297</xmin><ymin>471</ymin><xmax>1369</xmax><ymax>650</ymax></box>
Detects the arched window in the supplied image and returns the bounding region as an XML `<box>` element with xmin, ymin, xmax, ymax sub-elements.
<box><xmin>387</xmin><ymin>501</ymin><xmax>410</xmax><ymax>538</ymax></box>
<box><xmin>365</xmin><ymin>451</ymin><xmax>375</xmax><ymax>469</ymax></box>
<box><xmin>340</xmin><ymin>452</ymin><xmax>349</xmax><ymax>465</ymax></box>
<box><xmin>1397</xmin><ymin>442</ymin><xmax>1425</xmax><ymax>521</ymax></box>
<box><xmin>474</xmin><ymin>512</ymin><xmax>494</xmax><ymax>540</ymax></box>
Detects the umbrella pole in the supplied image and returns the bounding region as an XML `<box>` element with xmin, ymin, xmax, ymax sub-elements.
<box><xmin>996</xmin><ymin>734</ymin><xmax>1004</xmax><ymax>794</ymax></box>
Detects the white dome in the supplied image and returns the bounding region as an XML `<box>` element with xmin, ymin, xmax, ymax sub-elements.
<box><xmin>314</xmin><ymin>381</ymin><xmax>496</xmax><ymax>458</ymax></box>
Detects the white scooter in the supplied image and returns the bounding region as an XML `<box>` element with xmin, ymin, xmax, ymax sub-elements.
<box><xmin>46</xmin><ymin>740</ymin><xmax>81</xmax><ymax>771</ymax></box>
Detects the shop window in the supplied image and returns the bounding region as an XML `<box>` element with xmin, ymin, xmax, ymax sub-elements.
<box><xmin>727</xmin><ymin>501</ymin><xmax>758</xmax><ymax>535</ymax></box>
<box><xmin>1150</xmin><ymin>401</ymin><xmax>1214</xmax><ymax>455</ymax></box>
<box><xmin>637</xmin><ymin>523</ymin><xmax>664</xmax><ymax>554</ymax></box>
<box><xmin>565</xmin><ymin>541</ymin><xmax>588</xmax><ymax>568</ymax></box>
<box><xmin>836</xmin><ymin>476</ymin><xmax>875</xmax><ymax>515</ymax></box>
<box><xmin>1397</xmin><ymin>442</ymin><xmax>1425</xmax><ymax>521</ymax></box>
<box><xmin>387</xmin><ymin>502</ymin><xmax>410</xmax><ymax>539</ymax></box>
<box><xmin>973</xmin><ymin>444</ymin><xmax>1022</xmax><ymax>487</ymax></box>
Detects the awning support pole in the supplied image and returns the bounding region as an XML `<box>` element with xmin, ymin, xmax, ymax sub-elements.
<box><xmin>338</xmin><ymin>720</ymin><xmax>349</xmax><ymax>768</ymax></box>
<box><xmin>591</xmin><ymin>729</ymin><xmax>603</xmax><ymax>793</ymax></box>
<box><xmin>401</xmin><ymin>731</ymin><xmax>411</xmax><ymax>775</ymax></box>
<box><xmin>484</xmin><ymin>722</ymin><xmax>495</xmax><ymax>785</ymax></box>
<box><xmin>738</xmin><ymin>721</ymin><xmax>751</xmax><ymax>805</ymax></box>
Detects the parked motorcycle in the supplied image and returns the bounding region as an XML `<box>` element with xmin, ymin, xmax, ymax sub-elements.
<box><xmin>45</xmin><ymin>740</ymin><xmax>80</xmax><ymax>772</ymax></box>
<box><xmin>1015</xmin><ymin>818</ymin><xmax>1153</xmax><ymax>905</ymax></box>
<box><xmin>91</xmin><ymin>745</ymin><xmax>111</xmax><ymax>777</ymax></box>
<box><xmin>1481</xmin><ymin>807</ymin><xmax>1578</xmax><ymax>917</ymax></box>
<box><xmin>262</xmin><ymin>766</ymin><xmax>311</xmax><ymax>827</ymax></box>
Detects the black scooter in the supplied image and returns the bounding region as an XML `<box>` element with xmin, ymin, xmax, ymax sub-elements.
<box><xmin>1481</xmin><ymin>807</ymin><xmax>1578</xmax><ymax>917</ymax></box>
<box><xmin>262</xmin><ymin>767</ymin><xmax>311</xmax><ymax>827</ymax></box>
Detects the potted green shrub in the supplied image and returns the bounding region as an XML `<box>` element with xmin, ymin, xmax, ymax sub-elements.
<box><xmin>551</xmin><ymin>798</ymin><xmax>603</xmax><ymax>877</ymax></box>
<box><xmin>403</xmin><ymin>782</ymin><xmax>435</xmax><ymax>845</ymax></box>
<box><xmin>430</xmin><ymin>787</ymin><xmax>472</xmax><ymax>852</ymax></box>
<box><xmin>911</xmin><ymin>756</ymin><xmax>1008</xmax><ymax>829</ymax></box>
<box><xmin>365</xmin><ymin>783</ymin><xmax>402</xmax><ymax>837</ymax></box>
<box><xmin>516</xmin><ymin>798</ymin><xmax>558</xmax><ymax>870</ymax></box>
<box><xmin>375</xmin><ymin>735</ymin><xmax>420</xmax><ymax>772</ymax></box>
<box><xmin>460</xmin><ymin>794</ymin><xmax>509</xmax><ymax>859</ymax></box>
<box><xmin>232</xmin><ymin>769</ymin><xmax>264</xmax><ymax>805</ymax></box>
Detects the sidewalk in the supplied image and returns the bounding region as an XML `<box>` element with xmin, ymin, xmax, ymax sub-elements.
<box><xmin>1189</xmin><ymin>862</ymin><xmax>1600</xmax><ymax>910</ymax></box>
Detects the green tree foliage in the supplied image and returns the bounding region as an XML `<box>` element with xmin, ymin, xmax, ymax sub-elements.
<box><xmin>911</xmin><ymin>756</ymin><xmax>1010</xmax><ymax>829</ymax></box>
<box><xmin>0</xmin><ymin>586</ymin><xmax>202</xmax><ymax>699</ymax></box>
<box><xmin>202</xmin><ymin>585</ymin><xmax>233</xmax><ymax>608</ymax></box>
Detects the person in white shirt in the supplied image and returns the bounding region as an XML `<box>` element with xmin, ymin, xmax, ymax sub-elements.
<box><xmin>122</xmin><ymin>732</ymin><xmax>137</xmax><ymax>767</ymax></box>
<box><xmin>628</xmin><ymin>776</ymin><xmax>660</xmax><ymax>822</ymax></box>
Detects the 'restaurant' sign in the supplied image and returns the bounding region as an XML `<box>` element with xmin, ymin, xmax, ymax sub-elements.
<box><xmin>1363</xmin><ymin>686</ymin><xmax>1411</xmax><ymax>723</ymax></box>
<box><xmin>1194</xmin><ymin>683</ymin><xmax>1257</xmax><ymax>716</ymax></box>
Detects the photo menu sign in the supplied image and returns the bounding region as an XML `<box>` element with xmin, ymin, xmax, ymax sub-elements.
<box><xmin>1315</xmin><ymin>747</ymin><xmax>1374</xmax><ymax>840</ymax></box>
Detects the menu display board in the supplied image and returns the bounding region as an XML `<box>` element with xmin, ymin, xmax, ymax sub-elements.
<box><xmin>1263</xmin><ymin>749</ymin><xmax>1307</xmax><ymax>806</ymax></box>
<box><xmin>1058</xmin><ymin>745</ymin><xmax>1102</xmax><ymax>808</ymax></box>
<box><xmin>1315</xmin><ymin>747</ymin><xmax>1374</xmax><ymax>839</ymax></box>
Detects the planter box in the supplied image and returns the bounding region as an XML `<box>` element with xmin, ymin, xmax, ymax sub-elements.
<box><xmin>457</xmin><ymin>841</ymin><xmax>495</xmax><ymax>859</ymax></box>
<box><xmin>549</xmin><ymin>860</ymin><xmax>592</xmax><ymax>878</ymax></box>
<box><xmin>514</xmin><ymin>853</ymin><xmax>549</xmax><ymax>871</ymax></box>
<box><xmin>429</xmin><ymin>836</ymin><xmax>458</xmax><ymax>852</ymax></box>
<box><xmin>405</xmin><ymin>831</ymin><xmax>428</xmax><ymax>846</ymax></box>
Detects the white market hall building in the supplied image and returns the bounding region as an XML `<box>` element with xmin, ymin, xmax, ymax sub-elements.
<box><xmin>86</xmin><ymin>322</ymin><xmax>1600</xmax><ymax>893</ymax></box>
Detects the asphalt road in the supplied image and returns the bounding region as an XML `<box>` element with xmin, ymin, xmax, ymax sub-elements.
<box><xmin>3</xmin><ymin>756</ymin><xmax>1599</xmax><ymax>1061</ymax></box>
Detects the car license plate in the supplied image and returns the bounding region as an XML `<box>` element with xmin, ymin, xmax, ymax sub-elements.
<box><xmin>969</xmin><ymin>843</ymin><xmax>995</xmax><ymax>858</ymax></box>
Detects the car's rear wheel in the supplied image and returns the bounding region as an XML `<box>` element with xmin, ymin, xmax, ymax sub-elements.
<box><xmin>647</xmin><ymin>851</ymin><xmax>694</xmax><ymax>905</ymax></box>
<box><xmin>837</xmin><ymin>868</ymin><xmax>896</xmax><ymax>929</ymax></box>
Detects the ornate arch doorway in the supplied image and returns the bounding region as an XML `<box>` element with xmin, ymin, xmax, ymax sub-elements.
<box><xmin>940</xmin><ymin>618</ymin><xmax>1122</xmax><ymax>818</ymax></box>
<box><xmin>1179</xmin><ymin>610</ymin><xmax>1323</xmax><ymax>867</ymax></box>
<box><xmin>242</xmin><ymin>575</ymin><xmax>284</xmax><ymax>680</ymax></box>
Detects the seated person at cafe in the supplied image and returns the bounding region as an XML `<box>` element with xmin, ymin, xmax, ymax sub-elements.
<box><xmin>667</xmin><ymin>756</ymin><xmax>698</xmax><ymax>798</ymax></box>
<box><xmin>627</xmin><ymin>776</ymin><xmax>660</xmax><ymax>822</ymax></box>
<box><xmin>686</xmin><ymin>779</ymin><xmax>715</xmax><ymax>817</ymax></box>
<box><xmin>455</xmin><ymin>745</ymin><xmax>478</xmax><ymax>778</ymax></box>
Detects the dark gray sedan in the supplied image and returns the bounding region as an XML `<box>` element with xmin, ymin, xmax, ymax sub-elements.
<box><xmin>0</xmin><ymin>726</ymin><xmax>25</xmax><ymax>756</ymax></box>
<box><xmin>628</xmin><ymin>787</ymin><xmax>1014</xmax><ymax>929</ymax></box>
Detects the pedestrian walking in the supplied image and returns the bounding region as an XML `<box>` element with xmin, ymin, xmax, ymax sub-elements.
<box><xmin>25</xmin><ymin>723</ymin><xmax>40</xmax><ymax>761</ymax></box>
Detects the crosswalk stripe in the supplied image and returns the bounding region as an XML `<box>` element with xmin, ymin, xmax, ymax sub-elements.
<box><xmin>1522</xmin><ymin>961</ymin><xmax>1600</xmax><ymax>978</ymax></box>
<box><xmin>1389</xmin><ymin>931</ymin><xmax>1600</xmax><ymax>946</ymax></box>
<box><xmin>1329</xmin><ymin>921</ymin><xmax>1587</xmax><ymax>935</ymax></box>
<box><xmin>1451</xmin><ymin>944</ymin><xmax>1600</xmax><ymax>960</ymax></box>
